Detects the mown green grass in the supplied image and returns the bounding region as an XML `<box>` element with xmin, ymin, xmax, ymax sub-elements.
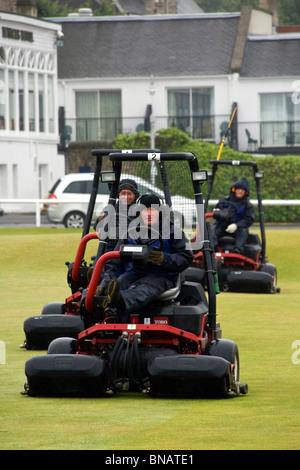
<box><xmin>0</xmin><ymin>227</ymin><xmax>299</xmax><ymax>450</ymax></box>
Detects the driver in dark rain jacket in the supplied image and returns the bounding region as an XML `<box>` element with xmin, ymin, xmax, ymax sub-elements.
<box><xmin>97</xmin><ymin>194</ymin><xmax>194</xmax><ymax>322</ymax></box>
<box><xmin>212</xmin><ymin>177</ymin><xmax>255</xmax><ymax>254</ymax></box>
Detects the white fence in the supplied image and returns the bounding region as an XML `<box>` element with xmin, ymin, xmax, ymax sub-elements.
<box><xmin>1</xmin><ymin>198</ymin><xmax>300</xmax><ymax>227</ymax></box>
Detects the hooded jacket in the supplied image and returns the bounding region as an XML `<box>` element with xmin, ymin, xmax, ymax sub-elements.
<box><xmin>215</xmin><ymin>177</ymin><xmax>255</xmax><ymax>228</ymax></box>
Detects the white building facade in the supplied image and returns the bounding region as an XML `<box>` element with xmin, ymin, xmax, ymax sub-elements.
<box><xmin>1</xmin><ymin>7</ymin><xmax>300</xmax><ymax>213</ymax></box>
<box><xmin>0</xmin><ymin>11</ymin><xmax>64</xmax><ymax>211</ymax></box>
<box><xmin>55</xmin><ymin>10</ymin><xmax>300</xmax><ymax>159</ymax></box>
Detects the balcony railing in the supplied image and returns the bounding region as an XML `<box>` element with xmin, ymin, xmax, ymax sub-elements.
<box><xmin>59</xmin><ymin>116</ymin><xmax>300</xmax><ymax>155</ymax></box>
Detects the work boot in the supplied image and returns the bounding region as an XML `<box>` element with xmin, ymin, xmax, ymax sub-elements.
<box><xmin>87</xmin><ymin>267</ymin><xmax>93</xmax><ymax>283</ymax></box>
<box><xmin>103</xmin><ymin>307</ymin><xmax>118</xmax><ymax>318</ymax></box>
<box><xmin>102</xmin><ymin>278</ymin><xmax>124</xmax><ymax>309</ymax></box>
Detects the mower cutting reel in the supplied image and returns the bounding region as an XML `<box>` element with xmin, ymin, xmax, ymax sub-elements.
<box><xmin>193</xmin><ymin>159</ymin><xmax>279</xmax><ymax>294</ymax></box>
<box><xmin>22</xmin><ymin>151</ymin><xmax>248</xmax><ymax>398</ymax></box>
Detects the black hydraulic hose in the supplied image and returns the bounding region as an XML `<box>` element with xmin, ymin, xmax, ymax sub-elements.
<box><xmin>109</xmin><ymin>335</ymin><xmax>125</xmax><ymax>390</ymax></box>
<box><xmin>111</xmin><ymin>340</ymin><xmax>125</xmax><ymax>389</ymax></box>
<box><xmin>128</xmin><ymin>337</ymin><xmax>139</xmax><ymax>388</ymax></box>
<box><xmin>128</xmin><ymin>334</ymin><xmax>145</xmax><ymax>390</ymax></box>
<box><xmin>132</xmin><ymin>334</ymin><xmax>146</xmax><ymax>390</ymax></box>
<box><xmin>121</xmin><ymin>333</ymin><xmax>131</xmax><ymax>385</ymax></box>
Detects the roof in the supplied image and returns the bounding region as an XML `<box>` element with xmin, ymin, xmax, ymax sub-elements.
<box><xmin>55</xmin><ymin>13</ymin><xmax>241</xmax><ymax>79</ymax></box>
<box><xmin>241</xmin><ymin>35</ymin><xmax>300</xmax><ymax>77</ymax></box>
<box><xmin>53</xmin><ymin>13</ymin><xmax>300</xmax><ymax>80</ymax></box>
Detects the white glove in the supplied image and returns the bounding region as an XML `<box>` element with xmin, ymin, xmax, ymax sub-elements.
<box><xmin>226</xmin><ymin>223</ymin><xmax>238</xmax><ymax>234</ymax></box>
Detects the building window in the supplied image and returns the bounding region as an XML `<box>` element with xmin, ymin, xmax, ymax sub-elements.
<box><xmin>261</xmin><ymin>92</ymin><xmax>300</xmax><ymax>146</ymax></box>
<box><xmin>38</xmin><ymin>164</ymin><xmax>48</xmax><ymax>199</ymax></box>
<box><xmin>19</xmin><ymin>71</ymin><xmax>24</xmax><ymax>131</ymax></box>
<box><xmin>9</xmin><ymin>70</ymin><xmax>15</xmax><ymax>130</ymax></box>
<box><xmin>38</xmin><ymin>74</ymin><xmax>44</xmax><ymax>132</ymax></box>
<box><xmin>168</xmin><ymin>88</ymin><xmax>214</xmax><ymax>139</ymax></box>
<box><xmin>0</xmin><ymin>46</ymin><xmax>56</xmax><ymax>135</ymax></box>
<box><xmin>75</xmin><ymin>90</ymin><xmax>122</xmax><ymax>141</ymax></box>
<box><xmin>47</xmin><ymin>75</ymin><xmax>54</xmax><ymax>133</ymax></box>
<box><xmin>28</xmin><ymin>73</ymin><xmax>35</xmax><ymax>131</ymax></box>
<box><xmin>0</xmin><ymin>70</ymin><xmax>5</xmax><ymax>129</ymax></box>
<box><xmin>0</xmin><ymin>164</ymin><xmax>8</xmax><ymax>197</ymax></box>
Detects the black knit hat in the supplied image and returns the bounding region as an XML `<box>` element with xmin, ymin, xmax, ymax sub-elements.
<box><xmin>119</xmin><ymin>179</ymin><xmax>139</xmax><ymax>197</ymax></box>
<box><xmin>138</xmin><ymin>193</ymin><xmax>161</xmax><ymax>208</ymax></box>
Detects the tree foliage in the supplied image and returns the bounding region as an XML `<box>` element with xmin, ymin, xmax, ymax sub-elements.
<box><xmin>37</xmin><ymin>0</ymin><xmax>300</xmax><ymax>24</ymax></box>
<box><xmin>36</xmin><ymin>0</ymin><xmax>70</xmax><ymax>17</ymax></box>
<box><xmin>36</xmin><ymin>0</ymin><xmax>118</xmax><ymax>17</ymax></box>
<box><xmin>197</xmin><ymin>0</ymin><xmax>300</xmax><ymax>25</ymax></box>
<box><xmin>197</xmin><ymin>0</ymin><xmax>258</xmax><ymax>12</ymax></box>
<box><xmin>278</xmin><ymin>0</ymin><xmax>300</xmax><ymax>26</ymax></box>
<box><xmin>114</xmin><ymin>127</ymin><xmax>300</xmax><ymax>222</ymax></box>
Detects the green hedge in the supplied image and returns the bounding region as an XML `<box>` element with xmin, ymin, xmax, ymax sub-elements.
<box><xmin>114</xmin><ymin>128</ymin><xmax>300</xmax><ymax>222</ymax></box>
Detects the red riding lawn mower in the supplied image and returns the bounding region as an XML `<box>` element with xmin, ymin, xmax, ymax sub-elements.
<box><xmin>22</xmin><ymin>151</ymin><xmax>248</xmax><ymax>399</ymax></box>
<box><xmin>21</xmin><ymin>148</ymin><xmax>159</xmax><ymax>350</ymax></box>
<box><xmin>193</xmin><ymin>159</ymin><xmax>280</xmax><ymax>294</ymax></box>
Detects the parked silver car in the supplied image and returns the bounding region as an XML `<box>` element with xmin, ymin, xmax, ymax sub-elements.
<box><xmin>46</xmin><ymin>173</ymin><xmax>110</xmax><ymax>228</ymax></box>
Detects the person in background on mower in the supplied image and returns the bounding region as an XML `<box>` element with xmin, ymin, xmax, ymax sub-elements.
<box><xmin>212</xmin><ymin>177</ymin><xmax>255</xmax><ymax>254</ymax></box>
<box><xmin>95</xmin><ymin>178</ymin><xmax>140</xmax><ymax>250</ymax></box>
<box><xmin>97</xmin><ymin>193</ymin><xmax>194</xmax><ymax>322</ymax></box>
<box><xmin>88</xmin><ymin>178</ymin><xmax>140</xmax><ymax>284</ymax></box>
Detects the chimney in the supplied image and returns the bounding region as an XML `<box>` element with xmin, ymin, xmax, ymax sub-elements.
<box><xmin>231</xmin><ymin>6</ymin><xmax>252</xmax><ymax>73</ymax></box>
<box><xmin>16</xmin><ymin>0</ymin><xmax>37</xmax><ymax>17</ymax></box>
<box><xmin>258</xmin><ymin>0</ymin><xmax>278</xmax><ymax>26</ymax></box>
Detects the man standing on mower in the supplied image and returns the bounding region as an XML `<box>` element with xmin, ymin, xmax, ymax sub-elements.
<box><xmin>97</xmin><ymin>193</ymin><xmax>194</xmax><ymax>322</ymax></box>
<box><xmin>212</xmin><ymin>177</ymin><xmax>255</xmax><ymax>254</ymax></box>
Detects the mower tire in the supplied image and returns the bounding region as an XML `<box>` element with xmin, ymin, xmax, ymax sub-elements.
<box><xmin>47</xmin><ymin>337</ymin><xmax>78</xmax><ymax>355</ymax></box>
<box><xmin>41</xmin><ymin>302</ymin><xmax>65</xmax><ymax>315</ymax></box>
<box><xmin>260</xmin><ymin>263</ymin><xmax>279</xmax><ymax>293</ymax></box>
<box><xmin>205</xmin><ymin>338</ymin><xmax>239</xmax><ymax>381</ymax></box>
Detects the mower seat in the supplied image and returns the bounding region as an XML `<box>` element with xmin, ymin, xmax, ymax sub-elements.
<box><xmin>243</xmin><ymin>233</ymin><xmax>261</xmax><ymax>261</ymax></box>
<box><xmin>217</xmin><ymin>233</ymin><xmax>261</xmax><ymax>260</ymax></box>
<box><xmin>157</xmin><ymin>266</ymin><xmax>206</xmax><ymax>302</ymax></box>
<box><xmin>217</xmin><ymin>235</ymin><xmax>235</xmax><ymax>251</ymax></box>
<box><xmin>156</xmin><ymin>274</ymin><xmax>181</xmax><ymax>303</ymax></box>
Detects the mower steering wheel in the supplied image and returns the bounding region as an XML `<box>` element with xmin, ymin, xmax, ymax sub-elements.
<box><xmin>216</xmin><ymin>199</ymin><xmax>237</xmax><ymax>211</ymax></box>
<box><xmin>126</xmin><ymin>224</ymin><xmax>163</xmax><ymax>251</ymax></box>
